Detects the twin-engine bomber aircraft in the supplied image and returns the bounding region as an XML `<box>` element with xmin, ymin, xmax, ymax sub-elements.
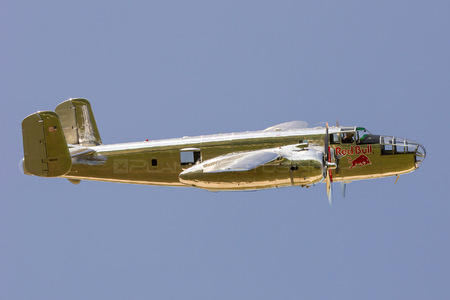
<box><xmin>21</xmin><ymin>98</ymin><xmax>426</xmax><ymax>204</ymax></box>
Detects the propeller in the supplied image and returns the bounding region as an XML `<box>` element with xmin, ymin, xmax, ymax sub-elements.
<box><xmin>324</xmin><ymin>123</ymin><xmax>337</xmax><ymax>205</ymax></box>
<box><xmin>341</xmin><ymin>182</ymin><xmax>346</xmax><ymax>198</ymax></box>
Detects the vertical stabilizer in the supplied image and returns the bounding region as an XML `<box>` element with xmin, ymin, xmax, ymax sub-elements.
<box><xmin>55</xmin><ymin>98</ymin><xmax>102</xmax><ymax>146</ymax></box>
<box><xmin>22</xmin><ymin>111</ymin><xmax>71</xmax><ymax>177</ymax></box>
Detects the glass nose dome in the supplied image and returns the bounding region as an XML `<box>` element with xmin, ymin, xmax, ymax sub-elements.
<box><xmin>380</xmin><ymin>136</ymin><xmax>426</xmax><ymax>168</ymax></box>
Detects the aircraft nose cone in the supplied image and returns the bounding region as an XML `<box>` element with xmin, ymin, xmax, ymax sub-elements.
<box><xmin>415</xmin><ymin>143</ymin><xmax>426</xmax><ymax>168</ymax></box>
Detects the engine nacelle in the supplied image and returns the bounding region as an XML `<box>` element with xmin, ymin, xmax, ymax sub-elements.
<box><xmin>179</xmin><ymin>148</ymin><xmax>325</xmax><ymax>191</ymax></box>
<box><xmin>281</xmin><ymin>149</ymin><xmax>325</xmax><ymax>186</ymax></box>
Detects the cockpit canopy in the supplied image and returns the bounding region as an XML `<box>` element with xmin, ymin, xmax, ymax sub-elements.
<box><xmin>331</xmin><ymin>127</ymin><xmax>379</xmax><ymax>144</ymax></box>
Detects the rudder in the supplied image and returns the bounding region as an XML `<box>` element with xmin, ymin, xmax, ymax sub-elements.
<box><xmin>22</xmin><ymin>111</ymin><xmax>71</xmax><ymax>177</ymax></box>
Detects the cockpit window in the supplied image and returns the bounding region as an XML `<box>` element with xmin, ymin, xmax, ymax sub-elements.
<box><xmin>356</xmin><ymin>128</ymin><xmax>369</xmax><ymax>142</ymax></box>
<box><xmin>338</xmin><ymin>127</ymin><xmax>376</xmax><ymax>144</ymax></box>
<box><xmin>341</xmin><ymin>132</ymin><xmax>355</xmax><ymax>143</ymax></box>
<box><xmin>330</xmin><ymin>133</ymin><xmax>340</xmax><ymax>144</ymax></box>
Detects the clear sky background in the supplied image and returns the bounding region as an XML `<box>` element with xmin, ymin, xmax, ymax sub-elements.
<box><xmin>1</xmin><ymin>1</ymin><xmax>449</xmax><ymax>299</ymax></box>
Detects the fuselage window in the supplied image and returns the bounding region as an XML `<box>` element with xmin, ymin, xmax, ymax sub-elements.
<box><xmin>396</xmin><ymin>144</ymin><xmax>406</xmax><ymax>154</ymax></box>
<box><xmin>381</xmin><ymin>136</ymin><xmax>394</xmax><ymax>155</ymax></box>
<box><xmin>381</xmin><ymin>137</ymin><xmax>417</xmax><ymax>155</ymax></box>
<box><xmin>180</xmin><ymin>150</ymin><xmax>201</xmax><ymax>166</ymax></box>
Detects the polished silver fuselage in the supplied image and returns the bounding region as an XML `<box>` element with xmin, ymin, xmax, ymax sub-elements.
<box><xmin>64</xmin><ymin>126</ymin><xmax>425</xmax><ymax>190</ymax></box>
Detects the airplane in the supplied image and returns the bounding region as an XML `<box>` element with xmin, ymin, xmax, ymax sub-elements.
<box><xmin>21</xmin><ymin>98</ymin><xmax>426</xmax><ymax>204</ymax></box>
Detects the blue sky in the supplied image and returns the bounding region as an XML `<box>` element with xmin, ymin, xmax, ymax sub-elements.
<box><xmin>1</xmin><ymin>1</ymin><xmax>449</xmax><ymax>299</ymax></box>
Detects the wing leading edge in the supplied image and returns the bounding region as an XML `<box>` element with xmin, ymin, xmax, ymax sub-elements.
<box><xmin>201</xmin><ymin>151</ymin><xmax>281</xmax><ymax>173</ymax></box>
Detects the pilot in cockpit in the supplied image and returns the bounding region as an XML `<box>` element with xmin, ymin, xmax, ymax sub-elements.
<box><xmin>342</xmin><ymin>132</ymin><xmax>354</xmax><ymax>143</ymax></box>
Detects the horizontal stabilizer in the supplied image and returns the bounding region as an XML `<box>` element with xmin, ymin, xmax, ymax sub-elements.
<box><xmin>22</xmin><ymin>111</ymin><xmax>71</xmax><ymax>177</ymax></box>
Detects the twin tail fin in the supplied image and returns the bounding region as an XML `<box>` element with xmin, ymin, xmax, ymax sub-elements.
<box><xmin>21</xmin><ymin>98</ymin><xmax>101</xmax><ymax>177</ymax></box>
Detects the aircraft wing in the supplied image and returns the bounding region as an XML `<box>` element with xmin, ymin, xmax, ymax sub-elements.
<box><xmin>263</xmin><ymin>120</ymin><xmax>308</xmax><ymax>131</ymax></box>
<box><xmin>179</xmin><ymin>144</ymin><xmax>325</xmax><ymax>190</ymax></box>
<box><xmin>202</xmin><ymin>151</ymin><xmax>280</xmax><ymax>173</ymax></box>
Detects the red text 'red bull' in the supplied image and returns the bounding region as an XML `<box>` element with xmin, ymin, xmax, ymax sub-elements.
<box><xmin>335</xmin><ymin>145</ymin><xmax>373</xmax><ymax>156</ymax></box>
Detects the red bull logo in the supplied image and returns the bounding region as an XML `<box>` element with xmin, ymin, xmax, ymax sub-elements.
<box><xmin>334</xmin><ymin>145</ymin><xmax>373</xmax><ymax>170</ymax></box>
<box><xmin>348</xmin><ymin>155</ymin><xmax>372</xmax><ymax>170</ymax></box>
<box><xmin>335</xmin><ymin>145</ymin><xmax>372</xmax><ymax>156</ymax></box>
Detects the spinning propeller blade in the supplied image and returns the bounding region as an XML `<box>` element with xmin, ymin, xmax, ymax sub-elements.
<box><xmin>341</xmin><ymin>182</ymin><xmax>346</xmax><ymax>198</ymax></box>
<box><xmin>326</xmin><ymin>171</ymin><xmax>332</xmax><ymax>205</ymax></box>
<box><xmin>324</xmin><ymin>123</ymin><xmax>337</xmax><ymax>205</ymax></box>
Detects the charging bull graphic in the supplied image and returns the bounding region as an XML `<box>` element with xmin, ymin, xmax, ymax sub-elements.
<box><xmin>348</xmin><ymin>155</ymin><xmax>372</xmax><ymax>170</ymax></box>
